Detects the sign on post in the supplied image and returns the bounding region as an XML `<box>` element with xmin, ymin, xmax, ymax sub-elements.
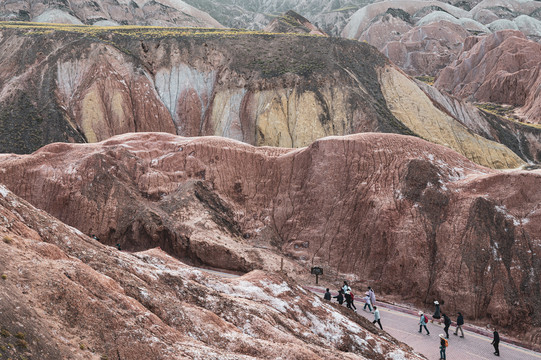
<box><xmin>311</xmin><ymin>267</ymin><xmax>323</xmax><ymax>284</ymax></box>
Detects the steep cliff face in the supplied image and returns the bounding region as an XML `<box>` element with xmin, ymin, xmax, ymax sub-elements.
<box><xmin>0</xmin><ymin>184</ymin><xmax>421</xmax><ymax>359</ymax></box>
<box><xmin>1</xmin><ymin>23</ymin><xmax>535</xmax><ymax>169</ymax></box>
<box><xmin>0</xmin><ymin>133</ymin><xmax>540</xmax><ymax>343</ymax></box>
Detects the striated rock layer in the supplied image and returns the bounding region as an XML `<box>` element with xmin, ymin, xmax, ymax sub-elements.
<box><xmin>0</xmin><ymin>23</ymin><xmax>536</xmax><ymax>169</ymax></box>
<box><xmin>0</xmin><ymin>132</ymin><xmax>540</xmax><ymax>344</ymax></box>
<box><xmin>0</xmin><ymin>183</ymin><xmax>422</xmax><ymax>360</ymax></box>
<box><xmin>435</xmin><ymin>30</ymin><xmax>541</xmax><ymax>124</ymax></box>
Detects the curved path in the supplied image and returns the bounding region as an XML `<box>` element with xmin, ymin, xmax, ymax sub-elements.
<box><xmin>306</xmin><ymin>286</ymin><xmax>541</xmax><ymax>360</ymax></box>
<box><xmin>199</xmin><ymin>268</ymin><xmax>540</xmax><ymax>359</ymax></box>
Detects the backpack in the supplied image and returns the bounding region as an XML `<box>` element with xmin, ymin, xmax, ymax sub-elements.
<box><xmin>444</xmin><ymin>339</ymin><xmax>448</xmax><ymax>347</ymax></box>
<box><xmin>423</xmin><ymin>315</ymin><xmax>428</xmax><ymax>323</ymax></box>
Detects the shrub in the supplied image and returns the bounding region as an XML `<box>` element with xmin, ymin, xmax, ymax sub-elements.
<box><xmin>16</xmin><ymin>339</ymin><xmax>28</xmax><ymax>349</ymax></box>
<box><xmin>0</xmin><ymin>329</ymin><xmax>10</xmax><ymax>337</ymax></box>
<box><xmin>2</xmin><ymin>236</ymin><xmax>12</xmax><ymax>244</ymax></box>
<box><xmin>14</xmin><ymin>332</ymin><xmax>24</xmax><ymax>340</ymax></box>
<box><xmin>1</xmin><ymin>274</ymin><xmax>6</xmax><ymax>280</ymax></box>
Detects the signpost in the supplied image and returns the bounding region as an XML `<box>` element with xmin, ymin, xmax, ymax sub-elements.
<box><xmin>311</xmin><ymin>267</ymin><xmax>323</xmax><ymax>285</ymax></box>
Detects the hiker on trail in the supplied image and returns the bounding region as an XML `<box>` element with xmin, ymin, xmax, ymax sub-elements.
<box><xmin>333</xmin><ymin>289</ymin><xmax>344</xmax><ymax>305</ymax></box>
<box><xmin>432</xmin><ymin>300</ymin><xmax>441</xmax><ymax>323</ymax></box>
<box><xmin>442</xmin><ymin>313</ymin><xmax>451</xmax><ymax>338</ymax></box>
<box><xmin>324</xmin><ymin>288</ymin><xmax>331</xmax><ymax>301</ymax></box>
<box><xmin>439</xmin><ymin>334</ymin><xmax>448</xmax><ymax>360</ymax></box>
<box><xmin>373</xmin><ymin>306</ymin><xmax>383</xmax><ymax>330</ymax></box>
<box><xmin>345</xmin><ymin>289</ymin><xmax>353</xmax><ymax>309</ymax></box>
<box><xmin>363</xmin><ymin>292</ymin><xmax>372</xmax><ymax>312</ymax></box>
<box><xmin>492</xmin><ymin>328</ymin><xmax>500</xmax><ymax>356</ymax></box>
<box><xmin>350</xmin><ymin>290</ymin><xmax>357</xmax><ymax>311</ymax></box>
<box><xmin>368</xmin><ymin>286</ymin><xmax>376</xmax><ymax>308</ymax></box>
<box><xmin>342</xmin><ymin>281</ymin><xmax>350</xmax><ymax>294</ymax></box>
<box><xmin>454</xmin><ymin>312</ymin><xmax>464</xmax><ymax>338</ymax></box>
<box><xmin>419</xmin><ymin>311</ymin><xmax>430</xmax><ymax>335</ymax></box>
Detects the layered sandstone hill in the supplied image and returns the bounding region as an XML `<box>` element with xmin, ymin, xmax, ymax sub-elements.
<box><xmin>0</xmin><ymin>0</ymin><xmax>222</xmax><ymax>28</ymax></box>
<box><xmin>0</xmin><ymin>184</ymin><xmax>422</xmax><ymax>360</ymax></box>
<box><xmin>435</xmin><ymin>30</ymin><xmax>541</xmax><ymax>124</ymax></box>
<box><xmin>0</xmin><ymin>132</ymin><xmax>540</xmax><ymax>344</ymax></box>
<box><xmin>0</xmin><ymin>23</ymin><xmax>537</xmax><ymax>169</ymax></box>
<box><xmin>342</xmin><ymin>0</ymin><xmax>541</xmax><ymax>76</ymax></box>
<box><xmin>263</xmin><ymin>11</ymin><xmax>328</xmax><ymax>36</ymax></box>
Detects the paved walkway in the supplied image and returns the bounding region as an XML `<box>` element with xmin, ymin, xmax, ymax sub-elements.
<box><xmin>307</xmin><ymin>287</ymin><xmax>541</xmax><ymax>360</ymax></box>
<box><xmin>199</xmin><ymin>268</ymin><xmax>540</xmax><ymax>359</ymax></box>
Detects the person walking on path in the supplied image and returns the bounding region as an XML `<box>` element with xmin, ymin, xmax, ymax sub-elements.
<box><xmin>492</xmin><ymin>328</ymin><xmax>500</xmax><ymax>356</ymax></box>
<box><xmin>368</xmin><ymin>287</ymin><xmax>376</xmax><ymax>309</ymax></box>
<box><xmin>324</xmin><ymin>288</ymin><xmax>331</xmax><ymax>301</ymax></box>
<box><xmin>345</xmin><ymin>289</ymin><xmax>353</xmax><ymax>309</ymax></box>
<box><xmin>432</xmin><ymin>300</ymin><xmax>441</xmax><ymax>323</ymax></box>
<box><xmin>419</xmin><ymin>311</ymin><xmax>430</xmax><ymax>335</ymax></box>
<box><xmin>439</xmin><ymin>334</ymin><xmax>448</xmax><ymax>360</ymax></box>
<box><xmin>442</xmin><ymin>313</ymin><xmax>451</xmax><ymax>338</ymax></box>
<box><xmin>342</xmin><ymin>281</ymin><xmax>350</xmax><ymax>294</ymax></box>
<box><xmin>363</xmin><ymin>292</ymin><xmax>372</xmax><ymax>312</ymax></box>
<box><xmin>350</xmin><ymin>290</ymin><xmax>357</xmax><ymax>311</ymax></box>
<box><xmin>454</xmin><ymin>312</ymin><xmax>464</xmax><ymax>337</ymax></box>
<box><xmin>373</xmin><ymin>306</ymin><xmax>383</xmax><ymax>330</ymax></box>
<box><xmin>333</xmin><ymin>289</ymin><xmax>344</xmax><ymax>305</ymax></box>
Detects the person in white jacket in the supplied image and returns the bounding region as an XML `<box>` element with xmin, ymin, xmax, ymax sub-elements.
<box><xmin>373</xmin><ymin>306</ymin><xmax>383</xmax><ymax>330</ymax></box>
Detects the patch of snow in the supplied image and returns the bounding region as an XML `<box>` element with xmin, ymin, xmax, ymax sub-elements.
<box><xmin>0</xmin><ymin>185</ymin><xmax>10</xmax><ymax>198</ymax></box>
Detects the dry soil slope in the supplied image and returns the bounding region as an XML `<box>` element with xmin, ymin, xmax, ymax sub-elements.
<box><xmin>0</xmin><ymin>0</ymin><xmax>223</xmax><ymax>28</ymax></box>
<box><xmin>435</xmin><ymin>30</ymin><xmax>541</xmax><ymax>124</ymax></box>
<box><xmin>0</xmin><ymin>23</ymin><xmax>529</xmax><ymax>169</ymax></box>
<box><xmin>341</xmin><ymin>0</ymin><xmax>541</xmax><ymax>76</ymax></box>
<box><xmin>0</xmin><ymin>183</ymin><xmax>422</xmax><ymax>360</ymax></box>
<box><xmin>0</xmin><ymin>132</ymin><xmax>540</xmax><ymax>344</ymax></box>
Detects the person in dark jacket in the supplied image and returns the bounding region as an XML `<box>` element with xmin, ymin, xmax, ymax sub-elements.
<box><xmin>442</xmin><ymin>313</ymin><xmax>451</xmax><ymax>338</ymax></box>
<box><xmin>324</xmin><ymin>288</ymin><xmax>331</xmax><ymax>301</ymax></box>
<box><xmin>492</xmin><ymin>329</ymin><xmax>500</xmax><ymax>356</ymax></box>
<box><xmin>333</xmin><ymin>290</ymin><xmax>344</xmax><ymax>305</ymax></box>
<box><xmin>344</xmin><ymin>290</ymin><xmax>353</xmax><ymax>309</ymax></box>
<box><xmin>432</xmin><ymin>300</ymin><xmax>441</xmax><ymax>323</ymax></box>
<box><xmin>454</xmin><ymin>312</ymin><xmax>464</xmax><ymax>337</ymax></box>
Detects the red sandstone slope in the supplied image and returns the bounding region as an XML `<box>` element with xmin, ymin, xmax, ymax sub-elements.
<box><xmin>0</xmin><ymin>185</ymin><xmax>420</xmax><ymax>360</ymax></box>
<box><xmin>435</xmin><ymin>30</ymin><xmax>541</xmax><ymax>123</ymax></box>
<box><xmin>0</xmin><ymin>132</ymin><xmax>540</xmax><ymax>344</ymax></box>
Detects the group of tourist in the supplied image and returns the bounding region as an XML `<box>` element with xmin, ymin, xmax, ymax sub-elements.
<box><xmin>324</xmin><ymin>286</ymin><xmax>503</xmax><ymax>358</ymax></box>
<box><xmin>421</xmin><ymin>300</ymin><xmax>500</xmax><ymax>359</ymax></box>
<box><xmin>323</xmin><ymin>282</ymin><xmax>382</xmax><ymax>329</ymax></box>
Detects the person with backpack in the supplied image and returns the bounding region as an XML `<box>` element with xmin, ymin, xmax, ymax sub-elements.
<box><xmin>363</xmin><ymin>292</ymin><xmax>372</xmax><ymax>312</ymax></box>
<box><xmin>454</xmin><ymin>312</ymin><xmax>464</xmax><ymax>338</ymax></box>
<box><xmin>324</xmin><ymin>288</ymin><xmax>331</xmax><ymax>301</ymax></box>
<box><xmin>439</xmin><ymin>334</ymin><xmax>448</xmax><ymax>359</ymax></box>
<box><xmin>419</xmin><ymin>311</ymin><xmax>430</xmax><ymax>335</ymax></box>
<box><xmin>442</xmin><ymin>313</ymin><xmax>452</xmax><ymax>338</ymax></box>
<box><xmin>350</xmin><ymin>290</ymin><xmax>357</xmax><ymax>311</ymax></box>
<box><xmin>333</xmin><ymin>289</ymin><xmax>344</xmax><ymax>305</ymax></box>
<box><xmin>373</xmin><ymin>306</ymin><xmax>383</xmax><ymax>330</ymax></box>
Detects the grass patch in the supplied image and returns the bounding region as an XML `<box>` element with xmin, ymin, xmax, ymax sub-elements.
<box><xmin>14</xmin><ymin>333</ymin><xmax>24</xmax><ymax>340</ymax></box>
<box><xmin>415</xmin><ymin>75</ymin><xmax>435</xmax><ymax>85</ymax></box>
<box><xmin>0</xmin><ymin>21</ymin><xmax>322</xmax><ymax>40</ymax></box>
<box><xmin>0</xmin><ymin>329</ymin><xmax>10</xmax><ymax>337</ymax></box>
<box><xmin>3</xmin><ymin>236</ymin><xmax>13</xmax><ymax>244</ymax></box>
<box><xmin>1</xmin><ymin>274</ymin><xmax>6</xmax><ymax>280</ymax></box>
<box><xmin>16</xmin><ymin>339</ymin><xmax>28</xmax><ymax>349</ymax></box>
